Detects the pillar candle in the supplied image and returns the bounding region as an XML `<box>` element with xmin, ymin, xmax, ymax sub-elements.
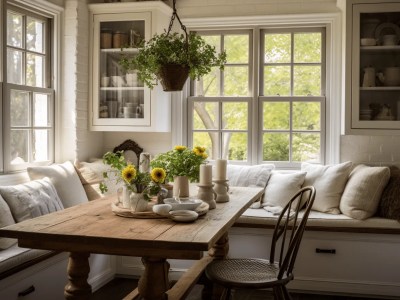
<box><xmin>200</xmin><ymin>164</ymin><xmax>212</xmax><ymax>185</ymax></box>
<box><xmin>215</xmin><ymin>159</ymin><xmax>227</xmax><ymax>180</ymax></box>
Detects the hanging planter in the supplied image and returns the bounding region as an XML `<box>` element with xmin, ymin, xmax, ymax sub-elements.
<box><xmin>157</xmin><ymin>64</ymin><xmax>190</xmax><ymax>91</ymax></box>
<box><xmin>119</xmin><ymin>0</ymin><xmax>226</xmax><ymax>92</ymax></box>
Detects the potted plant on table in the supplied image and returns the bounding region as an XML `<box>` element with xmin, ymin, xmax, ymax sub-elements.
<box><xmin>100</xmin><ymin>151</ymin><xmax>166</xmax><ymax>211</ymax></box>
<box><xmin>150</xmin><ymin>145</ymin><xmax>208</xmax><ymax>198</ymax></box>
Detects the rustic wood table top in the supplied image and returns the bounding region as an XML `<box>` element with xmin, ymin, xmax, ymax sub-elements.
<box><xmin>0</xmin><ymin>185</ymin><xmax>264</xmax><ymax>299</ymax></box>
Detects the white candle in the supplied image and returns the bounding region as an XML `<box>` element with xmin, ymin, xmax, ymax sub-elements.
<box><xmin>200</xmin><ymin>164</ymin><xmax>212</xmax><ymax>185</ymax></box>
<box><xmin>215</xmin><ymin>159</ymin><xmax>227</xmax><ymax>180</ymax></box>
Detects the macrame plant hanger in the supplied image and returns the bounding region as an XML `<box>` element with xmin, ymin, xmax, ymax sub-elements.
<box><xmin>157</xmin><ymin>0</ymin><xmax>191</xmax><ymax>91</ymax></box>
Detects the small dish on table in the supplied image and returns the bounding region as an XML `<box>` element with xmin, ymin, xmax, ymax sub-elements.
<box><xmin>163</xmin><ymin>198</ymin><xmax>202</xmax><ymax>211</ymax></box>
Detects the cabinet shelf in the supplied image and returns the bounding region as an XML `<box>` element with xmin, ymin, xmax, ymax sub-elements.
<box><xmin>361</xmin><ymin>45</ymin><xmax>400</xmax><ymax>52</ymax></box>
<box><xmin>100</xmin><ymin>47</ymin><xmax>139</xmax><ymax>53</ymax></box>
<box><xmin>360</xmin><ymin>86</ymin><xmax>400</xmax><ymax>91</ymax></box>
<box><xmin>100</xmin><ymin>87</ymin><xmax>144</xmax><ymax>91</ymax></box>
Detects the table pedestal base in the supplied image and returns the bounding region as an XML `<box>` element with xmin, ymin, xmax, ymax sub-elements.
<box><xmin>139</xmin><ymin>257</ymin><xmax>170</xmax><ymax>300</ymax></box>
<box><xmin>65</xmin><ymin>252</ymin><xmax>91</xmax><ymax>300</ymax></box>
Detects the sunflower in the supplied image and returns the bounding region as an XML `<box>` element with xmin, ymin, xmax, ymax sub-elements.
<box><xmin>174</xmin><ymin>145</ymin><xmax>187</xmax><ymax>152</ymax></box>
<box><xmin>193</xmin><ymin>146</ymin><xmax>206</xmax><ymax>157</ymax></box>
<box><xmin>121</xmin><ymin>165</ymin><xmax>137</xmax><ymax>184</ymax></box>
<box><xmin>151</xmin><ymin>168</ymin><xmax>166</xmax><ymax>183</ymax></box>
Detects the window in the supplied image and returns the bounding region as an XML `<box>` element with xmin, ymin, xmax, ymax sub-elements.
<box><xmin>261</xmin><ymin>29</ymin><xmax>325</xmax><ymax>168</ymax></box>
<box><xmin>188</xmin><ymin>27</ymin><xmax>326</xmax><ymax>168</ymax></box>
<box><xmin>1</xmin><ymin>3</ymin><xmax>54</xmax><ymax>173</ymax></box>
<box><xmin>189</xmin><ymin>31</ymin><xmax>252</xmax><ymax>162</ymax></box>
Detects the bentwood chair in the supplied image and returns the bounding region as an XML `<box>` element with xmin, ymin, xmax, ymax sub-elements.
<box><xmin>205</xmin><ymin>186</ymin><xmax>316</xmax><ymax>300</ymax></box>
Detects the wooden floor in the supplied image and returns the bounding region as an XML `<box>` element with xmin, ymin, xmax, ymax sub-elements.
<box><xmin>91</xmin><ymin>277</ymin><xmax>394</xmax><ymax>300</ymax></box>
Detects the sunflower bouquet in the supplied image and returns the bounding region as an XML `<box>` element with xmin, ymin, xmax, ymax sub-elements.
<box><xmin>150</xmin><ymin>145</ymin><xmax>208</xmax><ymax>183</ymax></box>
<box><xmin>100</xmin><ymin>151</ymin><xmax>166</xmax><ymax>201</ymax></box>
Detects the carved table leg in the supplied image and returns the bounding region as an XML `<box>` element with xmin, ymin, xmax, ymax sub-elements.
<box><xmin>64</xmin><ymin>252</ymin><xmax>91</xmax><ymax>300</ymax></box>
<box><xmin>202</xmin><ymin>232</ymin><xmax>230</xmax><ymax>300</ymax></box>
<box><xmin>138</xmin><ymin>257</ymin><xmax>170</xmax><ymax>300</ymax></box>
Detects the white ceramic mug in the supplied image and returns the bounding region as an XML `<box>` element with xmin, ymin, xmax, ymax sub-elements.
<box><xmin>101</xmin><ymin>76</ymin><xmax>110</xmax><ymax>87</ymax></box>
<box><xmin>382</xmin><ymin>34</ymin><xmax>399</xmax><ymax>46</ymax></box>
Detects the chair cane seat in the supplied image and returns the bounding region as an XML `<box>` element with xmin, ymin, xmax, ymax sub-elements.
<box><xmin>205</xmin><ymin>258</ymin><xmax>292</xmax><ymax>289</ymax></box>
<box><xmin>204</xmin><ymin>186</ymin><xmax>316</xmax><ymax>300</ymax></box>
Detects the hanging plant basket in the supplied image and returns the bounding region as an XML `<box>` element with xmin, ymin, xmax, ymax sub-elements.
<box><xmin>157</xmin><ymin>64</ymin><xmax>190</xmax><ymax>91</ymax></box>
<box><xmin>118</xmin><ymin>0</ymin><xmax>226</xmax><ymax>92</ymax></box>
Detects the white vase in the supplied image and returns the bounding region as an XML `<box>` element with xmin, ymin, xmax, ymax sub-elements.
<box><xmin>130</xmin><ymin>192</ymin><xmax>148</xmax><ymax>212</ymax></box>
<box><xmin>173</xmin><ymin>176</ymin><xmax>190</xmax><ymax>198</ymax></box>
<box><xmin>119</xmin><ymin>186</ymin><xmax>131</xmax><ymax>209</ymax></box>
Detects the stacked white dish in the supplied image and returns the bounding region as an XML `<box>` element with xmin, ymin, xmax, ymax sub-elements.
<box><xmin>360</xmin><ymin>109</ymin><xmax>372</xmax><ymax>120</ymax></box>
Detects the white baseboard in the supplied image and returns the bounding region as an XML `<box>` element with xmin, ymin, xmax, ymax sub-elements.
<box><xmin>89</xmin><ymin>255</ymin><xmax>117</xmax><ymax>292</ymax></box>
<box><xmin>289</xmin><ymin>277</ymin><xmax>400</xmax><ymax>299</ymax></box>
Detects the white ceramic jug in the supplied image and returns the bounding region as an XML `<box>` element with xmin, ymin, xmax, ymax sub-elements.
<box><xmin>377</xmin><ymin>67</ymin><xmax>400</xmax><ymax>86</ymax></box>
<box><xmin>362</xmin><ymin>67</ymin><xmax>376</xmax><ymax>87</ymax></box>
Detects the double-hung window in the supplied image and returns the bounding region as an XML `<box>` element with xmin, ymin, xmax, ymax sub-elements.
<box><xmin>188</xmin><ymin>27</ymin><xmax>326</xmax><ymax>169</ymax></box>
<box><xmin>261</xmin><ymin>28</ymin><xmax>325</xmax><ymax>168</ymax></box>
<box><xmin>189</xmin><ymin>31</ymin><xmax>252</xmax><ymax>162</ymax></box>
<box><xmin>2</xmin><ymin>3</ymin><xmax>54</xmax><ymax>173</ymax></box>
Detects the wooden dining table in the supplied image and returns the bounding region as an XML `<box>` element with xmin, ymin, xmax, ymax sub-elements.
<box><xmin>0</xmin><ymin>186</ymin><xmax>263</xmax><ymax>300</ymax></box>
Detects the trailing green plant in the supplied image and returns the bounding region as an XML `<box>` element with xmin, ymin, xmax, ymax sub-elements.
<box><xmin>119</xmin><ymin>32</ymin><xmax>227</xmax><ymax>89</ymax></box>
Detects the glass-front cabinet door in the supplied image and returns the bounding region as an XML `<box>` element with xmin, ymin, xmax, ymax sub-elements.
<box><xmin>89</xmin><ymin>3</ymin><xmax>171</xmax><ymax>132</ymax></box>
<box><xmin>344</xmin><ymin>0</ymin><xmax>400</xmax><ymax>134</ymax></box>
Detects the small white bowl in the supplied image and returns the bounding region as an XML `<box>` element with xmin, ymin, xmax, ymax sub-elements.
<box><xmin>169</xmin><ymin>210</ymin><xmax>198</xmax><ymax>222</ymax></box>
<box><xmin>360</xmin><ymin>38</ymin><xmax>377</xmax><ymax>46</ymax></box>
<box><xmin>152</xmin><ymin>204</ymin><xmax>172</xmax><ymax>216</ymax></box>
<box><xmin>163</xmin><ymin>198</ymin><xmax>202</xmax><ymax>211</ymax></box>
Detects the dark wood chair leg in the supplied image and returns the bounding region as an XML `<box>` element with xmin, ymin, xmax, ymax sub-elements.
<box><xmin>282</xmin><ymin>285</ymin><xmax>292</xmax><ymax>300</ymax></box>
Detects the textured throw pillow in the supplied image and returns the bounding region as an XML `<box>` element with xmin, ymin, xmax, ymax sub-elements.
<box><xmin>0</xmin><ymin>177</ymin><xmax>64</xmax><ymax>223</ymax></box>
<box><xmin>262</xmin><ymin>171</ymin><xmax>307</xmax><ymax>209</ymax></box>
<box><xmin>0</xmin><ymin>194</ymin><xmax>17</xmax><ymax>250</ymax></box>
<box><xmin>377</xmin><ymin>166</ymin><xmax>400</xmax><ymax>220</ymax></box>
<box><xmin>74</xmin><ymin>159</ymin><xmax>121</xmax><ymax>200</ymax></box>
<box><xmin>302</xmin><ymin>161</ymin><xmax>353</xmax><ymax>214</ymax></box>
<box><xmin>340</xmin><ymin>165</ymin><xmax>390</xmax><ymax>220</ymax></box>
<box><xmin>27</xmin><ymin>161</ymin><xmax>88</xmax><ymax>208</ymax></box>
<box><xmin>226</xmin><ymin>164</ymin><xmax>275</xmax><ymax>187</ymax></box>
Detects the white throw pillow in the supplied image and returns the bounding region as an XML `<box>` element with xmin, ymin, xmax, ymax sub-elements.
<box><xmin>27</xmin><ymin>161</ymin><xmax>88</xmax><ymax>208</ymax></box>
<box><xmin>226</xmin><ymin>164</ymin><xmax>275</xmax><ymax>187</ymax></box>
<box><xmin>0</xmin><ymin>194</ymin><xmax>17</xmax><ymax>250</ymax></box>
<box><xmin>301</xmin><ymin>161</ymin><xmax>353</xmax><ymax>214</ymax></box>
<box><xmin>340</xmin><ymin>164</ymin><xmax>390</xmax><ymax>220</ymax></box>
<box><xmin>0</xmin><ymin>178</ymin><xmax>64</xmax><ymax>223</ymax></box>
<box><xmin>74</xmin><ymin>159</ymin><xmax>122</xmax><ymax>200</ymax></box>
<box><xmin>262</xmin><ymin>171</ymin><xmax>307</xmax><ymax>209</ymax></box>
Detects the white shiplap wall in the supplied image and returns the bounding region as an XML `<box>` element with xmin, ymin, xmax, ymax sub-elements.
<box><xmin>62</xmin><ymin>0</ymin><xmax>104</xmax><ymax>162</ymax></box>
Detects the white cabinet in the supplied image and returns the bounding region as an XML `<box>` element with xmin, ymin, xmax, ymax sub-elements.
<box><xmin>228</xmin><ymin>227</ymin><xmax>400</xmax><ymax>298</ymax></box>
<box><xmin>89</xmin><ymin>2</ymin><xmax>172</xmax><ymax>132</ymax></box>
<box><xmin>343</xmin><ymin>0</ymin><xmax>400</xmax><ymax>135</ymax></box>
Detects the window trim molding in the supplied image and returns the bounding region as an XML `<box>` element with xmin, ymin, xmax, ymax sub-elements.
<box><xmin>179</xmin><ymin>12</ymin><xmax>342</xmax><ymax>166</ymax></box>
<box><xmin>1</xmin><ymin>0</ymin><xmax>63</xmax><ymax>175</ymax></box>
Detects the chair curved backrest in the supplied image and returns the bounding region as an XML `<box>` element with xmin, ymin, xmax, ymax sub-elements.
<box><xmin>269</xmin><ymin>186</ymin><xmax>316</xmax><ymax>280</ymax></box>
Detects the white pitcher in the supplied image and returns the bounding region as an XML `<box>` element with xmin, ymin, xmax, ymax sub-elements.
<box><xmin>362</xmin><ymin>67</ymin><xmax>376</xmax><ymax>87</ymax></box>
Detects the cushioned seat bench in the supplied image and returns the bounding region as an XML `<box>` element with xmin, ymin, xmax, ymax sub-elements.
<box><xmin>236</xmin><ymin>209</ymin><xmax>400</xmax><ymax>234</ymax></box>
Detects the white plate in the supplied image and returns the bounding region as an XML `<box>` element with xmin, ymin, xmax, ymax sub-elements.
<box><xmin>169</xmin><ymin>210</ymin><xmax>198</xmax><ymax>222</ymax></box>
<box><xmin>374</xmin><ymin>22</ymin><xmax>400</xmax><ymax>43</ymax></box>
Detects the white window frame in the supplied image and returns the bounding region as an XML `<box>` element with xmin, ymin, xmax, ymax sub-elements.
<box><xmin>260</xmin><ymin>27</ymin><xmax>326</xmax><ymax>169</ymax></box>
<box><xmin>177</xmin><ymin>13</ymin><xmax>342</xmax><ymax>168</ymax></box>
<box><xmin>1</xmin><ymin>0</ymin><xmax>62</xmax><ymax>174</ymax></box>
<box><xmin>188</xmin><ymin>30</ymin><xmax>253</xmax><ymax>163</ymax></box>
